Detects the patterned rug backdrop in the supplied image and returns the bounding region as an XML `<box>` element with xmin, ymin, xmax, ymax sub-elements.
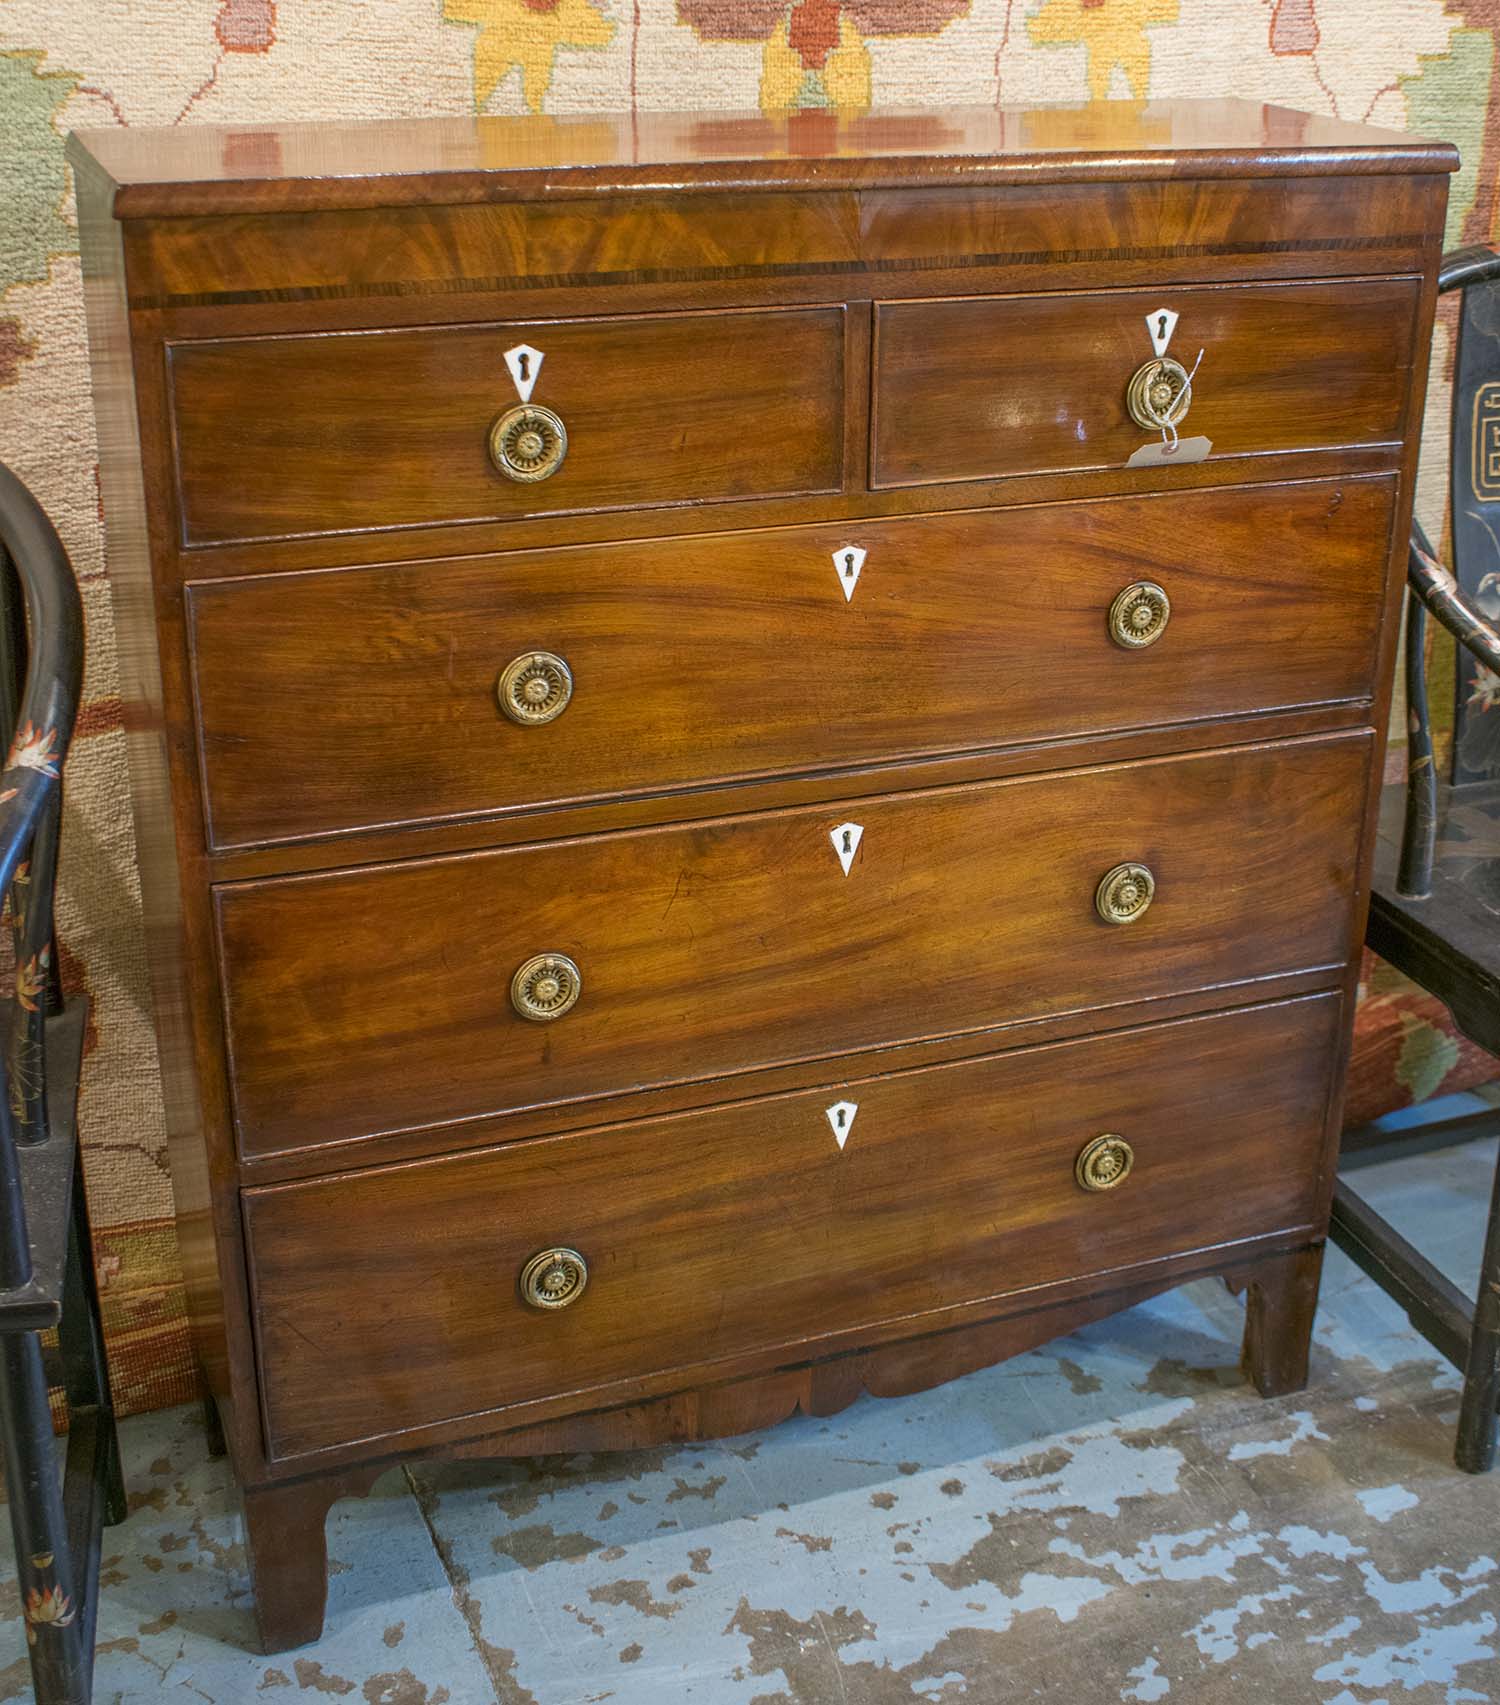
<box><xmin>0</xmin><ymin>0</ymin><xmax>1497</xmax><ymax>1416</ymax></box>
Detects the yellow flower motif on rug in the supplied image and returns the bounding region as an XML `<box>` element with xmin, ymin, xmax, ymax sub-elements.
<box><xmin>1027</xmin><ymin>0</ymin><xmax>1179</xmax><ymax>101</ymax></box>
<box><xmin>445</xmin><ymin>0</ymin><xmax>616</xmax><ymax>112</ymax></box>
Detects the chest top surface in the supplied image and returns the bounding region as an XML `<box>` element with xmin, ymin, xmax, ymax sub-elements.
<box><xmin>68</xmin><ymin>98</ymin><xmax>1456</xmax><ymax>217</ymax></box>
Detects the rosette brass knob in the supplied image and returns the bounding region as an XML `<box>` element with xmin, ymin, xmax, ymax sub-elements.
<box><xmin>1126</xmin><ymin>358</ymin><xmax>1192</xmax><ymax>432</ymax></box>
<box><xmin>489</xmin><ymin>404</ymin><xmax>568</xmax><ymax>482</ymax></box>
<box><xmin>510</xmin><ymin>952</ymin><xmax>582</xmax><ymax>1022</ymax></box>
<box><xmin>1095</xmin><ymin>862</ymin><xmax>1155</xmax><ymax>925</ymax></box>
<box><xmin>520</xmin><ymin>1247</ymin><xmax>588</xmax><ymax>1310</ymax></box>
<box><xmin>1108</xmin><ymin>582</ymin><xmax>1171</xmax><ymax>650</ymax></box>
<box><xmin>1075</xmin><ymin>1134</ymin><xmax>1134</xmax><ymax>1193</ymax></box>
<box><xmin>498</xmin><ymin>651</ymin><xmax>573</xmax><ymax>726</ymax></box>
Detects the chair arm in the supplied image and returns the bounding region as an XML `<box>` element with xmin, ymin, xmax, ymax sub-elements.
<box><xmin>1409</xmin><ymin>522</ymin><xmax>1500</xmax><ymax>678</ymax></box>
<box><xmin>1440</xmin><ymin>245</ymin><xmax>1500</xmax><ymax>295</ymax></box>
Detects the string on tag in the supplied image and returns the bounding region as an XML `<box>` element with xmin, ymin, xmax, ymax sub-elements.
<box><xmin>1160</xmin><ymin>347</ymin><xmax>1205</xmax><ymax>454</ymax></box>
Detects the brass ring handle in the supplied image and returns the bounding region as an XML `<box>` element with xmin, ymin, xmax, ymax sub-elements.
<box><xmin>1108</xmin><ymin>582</ymin><xmax>1171</xmax><ymax>650</ymax></box>
<box><xmin>520</xmin><ymin>1246</ymin><xmax>589</xmax><ymax>1310</ymax></box>
<box><xmin>1095</xmin><ymin>862</ymin><xmax>1155</xmax><ymax>925</ymax></box>
<box><xmin>489</xmin><ymin>404</ymin><xmax>568</xmax><ymax>483</ymax></box>
<box><xmin>510</xmin><ymin>952</ymin><xmax>582</xmax><ymax>1022</ymax></box>
<box><xmin>1075</xmin><ymin>1134</ymin><xmax>1134</xmax><ymax>1192</ymax></box>
<box><xmin>1125</xmin><ymin>358</ymin><xmax>1192</xmax><ymax>432</ymax></box>
<box><xmin>498</xmin><ymin>651</ymin><xmax>573</xmax><ymax>726</ymax></box>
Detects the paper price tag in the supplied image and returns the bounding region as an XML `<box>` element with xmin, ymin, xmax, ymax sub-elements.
<box><xmin>1127</xmin><ymin>435</ymin><xmax>1212</xmax><ymax>468</ymax></box>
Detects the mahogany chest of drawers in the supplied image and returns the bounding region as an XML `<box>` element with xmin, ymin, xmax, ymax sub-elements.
<box><xmin>69</xmin><ymin>102</ymin><xmax>1455</xmax><ymax>1651</ymax></box>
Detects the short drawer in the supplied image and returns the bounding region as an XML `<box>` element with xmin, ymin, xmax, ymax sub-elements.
<box><xmin>215</xmin><ymin>733</ymin><xmax>1368</xmax><ymax>1160</ymax></box>
<box><xmin>873</xmin><ymin>279</ymin><xmax>1419</xmax><ymax>488</ymax></box>
<box><xmin>168</xmin><ymin>306</ymin><xmax>845</xmax><ymax>546</ymax></box>
<box><xmin>244</xmin><ymin>993</ymin><xmax>1341</xmax><ymax>1459</ymax></box>
<box><xmin>188</xmin><ymin>477</ymin><xmax>1392</xmax><ymax>849</ymax></box>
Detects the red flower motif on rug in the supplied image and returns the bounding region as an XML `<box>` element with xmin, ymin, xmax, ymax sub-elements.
<box><xmin>215</xmin><ymin>0</ymin><xmax>277</xmax><ymax>53</ymax></box>
<box><xmin>679</xmin><ymin>0</ymin><xmax>970</xmax><ymax>111</ymax></box>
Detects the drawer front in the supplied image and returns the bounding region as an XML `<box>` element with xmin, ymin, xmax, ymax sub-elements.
<box><xmin>168</xmin><ymin>306</ymin><xmax>845</xmax><ymax>546</ymax></box>
<box><xmin>216</xmin><ymin>734</ymin><xmax>1368</xmax><ymax>1159</ymax></box>
<box><xmin>873</xmin><ymin>279</ymin><xmax>1419</xmax><ymax>488</ymax></box>
<box><xmin>189</xmin><ymin>478</ymin><xmax>1392</xmax><ymax>849</ymax></box>
<box><xmin>245</xmin><ymin>993</ymin><xmax>1341</xmax><ymax>1459</ymax></box>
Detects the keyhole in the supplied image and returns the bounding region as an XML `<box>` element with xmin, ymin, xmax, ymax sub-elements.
<box><xmin>843</xmin><ymin>553</ymin><xmax>855</xmax><ymax>577</ymax></box>
<box><xmin>836</xmin><ymin>1108</ymin><xmax>847</xmax><ymax>1130</ymax></box>
<box><xmin>517</xmin><ymin>352</ymin><xmax>530</xmax><ymax>381</ymax></box>
<box><xmin>842</xmin><ymin>829</ymin><xmax>852</xmax><ymax>854</ymax></box>
<box><xmin>1156</xmin><ymin>314</ymin><xmax>1169</xmax><ymax>342</ymax></box>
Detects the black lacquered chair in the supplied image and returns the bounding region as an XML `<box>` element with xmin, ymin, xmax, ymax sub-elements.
<box><xmin>1331</xmin><ymin>245</ymin><xmax>1500</xmax><ymax>1475</ymax></box>
<box><xmin>0</xmin><ymin>463</ymin><xmax>124</xmax><ymax>1700</ymax></box>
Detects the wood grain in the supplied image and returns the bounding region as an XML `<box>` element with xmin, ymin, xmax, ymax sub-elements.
<box><xmin>114</xmin><ymin>174</ymin><xmax>1447</xmax><ymax>308</ymax></box>
<box><xmin>186</xmin><ymin>477</ymin><xmax>1393</xmax><ymax>849</ymax></box>
<box><xmin>168</xmin><ymin>305</ymin><xmax>845</xmax><ymax>546</ymax></box>
<box><xmin>68</xmin><ymin>100</ymin><xmax>1456</xmax><ymax>219</ymax></box>
<box><xmin>240</xmin><ymin>1464</ymin><xmax>385</xmax><ymax>1652</ymax></box>
<box><xmin>874</xmin><ymin>278</ymin><xmax>1419</xmax><ymax>487</ymax></box>
<box><xmin>71</xmin><ymin>168</ymin><xmax>244</xmax><ymax>1427</ymax></box>
<box><xmin>158</xmin><ymin>440</ymin><xmax>1407</xmax><ymax>588</ymax></box>
<box><xmin>244</xmin><ymin>993</ymin><xmax>1340</xmax><ymax>1459</ymax></box>
<box><xmin>215</xmin><ymin>733</ymin><xmax>1369</xmax><ymax>1158</ymax></box>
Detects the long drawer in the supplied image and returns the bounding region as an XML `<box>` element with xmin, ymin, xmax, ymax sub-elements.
<box><xmin>215</xmin><ymin>733</ymin><xmax>1369</xmax><ymax>1160</ymax></box>
<box><xmin>167</xmin><ymin>305</ymin><xmax>845</xmax><ymax>546</ymax></box>
<box><xmin>244</xmin><ymin>993</ymin><xmax>1342</xmax><ymax>1459</ymax></box>
<box><xmin>873</xmin><ymin>278</ymin><xmax>1419</xmax><ymax>487</ymax></box>
<box><xmin>188</xmin><ymin>478</ymin><xmax>1393</xmax><ymax>849</ymax></box>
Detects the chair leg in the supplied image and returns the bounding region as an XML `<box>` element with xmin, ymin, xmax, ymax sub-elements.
<box><xmin>1236</xmin><ymin>1244</ymin><xmax>1324</xmax><ymax>1399</ymax></box>
<box><xmin>56</xmin><ymin>1145</ymin><xmax>124</xmax><ymax>1526</ymax></box>
<box><xmin>0</xmin><ymin>1333</ymin><xmax>90</xmax><ymax>1705</ymax></box>
<box><xmin>202</xmin><ymin>1393</ymin><xmax>228</xmax><ymax>1460</ymax></box>
<box><xmin>1456</xmin><ymin>1147</ymin><xmax>1500</xmax><ymax>1474</ymax></box>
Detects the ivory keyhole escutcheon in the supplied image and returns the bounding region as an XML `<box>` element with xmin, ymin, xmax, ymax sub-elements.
<box><xmin>826</xmin><ymin>1101</ymin><xmax>858</xmax><ymax>1150</ymax></box>
<box><xmin>1145</xmin><ymin>307</ymin><xmax>1179</xmax><ymax>357</ymax></box>
<box><xmin>832</xmin><ymin>545</ymin><xmax>866</xmax><ymax>602</ymax></box>
<box><xmin>830</xmin><ymin>822</ymin><xmax>863</xmax><ymax>875</ymax></box>
<box><xmin>503</xmin><ymin>342</ymin><xmax>544</xmax><ymax>403</ymax></box>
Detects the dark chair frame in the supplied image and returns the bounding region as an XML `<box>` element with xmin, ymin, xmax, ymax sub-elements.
<box><xmin>1330</xmin><ymin>245</ymin><xmax>1500</xmax><ymax>1475</ymax></box>
<box><xmin>0</xmin><ymin>463</ymin><xmax>125</xmax><ymax>1701</ymax></box>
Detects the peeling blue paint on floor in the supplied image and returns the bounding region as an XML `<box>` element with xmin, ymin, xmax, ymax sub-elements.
<box><xmin>3</xmin><ymin>1133</ymin><xmax>1497</xmax><ymax>1703</ymax></box>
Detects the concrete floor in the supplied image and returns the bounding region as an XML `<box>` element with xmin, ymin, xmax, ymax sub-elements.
<box><xmin>4</xmin><ymin>1120</ymin><xmax>1498</xmax><ymax>1703</ymax></box>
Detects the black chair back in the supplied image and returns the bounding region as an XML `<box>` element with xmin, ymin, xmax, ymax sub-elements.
<box><xmin>0</xmin><ymin>465</ymin><xmax>83</xmax><ymax>1291</ymax></box>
